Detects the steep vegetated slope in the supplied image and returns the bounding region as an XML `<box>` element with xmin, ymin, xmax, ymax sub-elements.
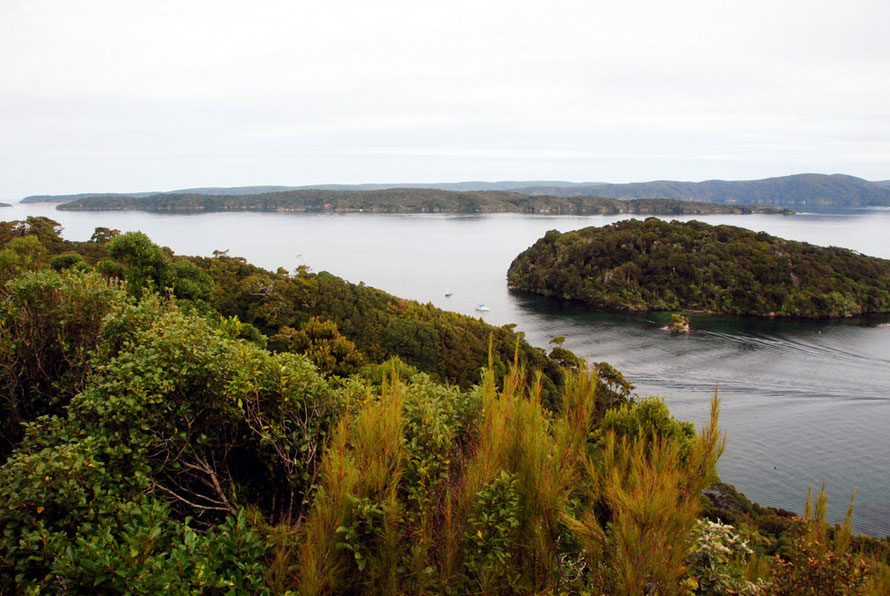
<box><xmin>507</xmin><ymin>218</ymin><xmax>890</xmax><ymax>317</ymax></box>
<box><xmin>0</xmin><ymin>217</ymin><xmax>576</xmax><ymax>399</ymax></box>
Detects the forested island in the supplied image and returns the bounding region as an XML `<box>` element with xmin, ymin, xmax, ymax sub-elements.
<box><xmin>1</xmin><ymin>216</ymin><xmax>888</xmax><ymax>593</ymax></box>
<box><xmin>507</xmin><ymin>219</ymin><xmax>890</xmax><ymax>318</ymax></box>
<box><xmin>55</xmin><ymin>188</ymin><xmax>793</xmax><ymax>215</ymax></box>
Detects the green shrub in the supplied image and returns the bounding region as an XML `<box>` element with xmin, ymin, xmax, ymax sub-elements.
<box><xmin>0</xmin><ymin>269</ymin><xmax>127</xmax><ymax>460</ymax></box>
<box><xmin>49</xmin><ymin>252</ymin><xmax>88</xmax><ymax>271</ymax></box>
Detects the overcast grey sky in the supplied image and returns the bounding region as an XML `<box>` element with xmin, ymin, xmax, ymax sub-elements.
<box><xmin>2</xmin><ymin>0</ymin><xmax>888</xmax><ymax>197</ymax></box>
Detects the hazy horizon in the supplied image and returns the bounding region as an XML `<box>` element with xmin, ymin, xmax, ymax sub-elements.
<box><xmin>8</xmin><ymin>172</ymin><xmax>889</xmax><ymax>202</ymax></box>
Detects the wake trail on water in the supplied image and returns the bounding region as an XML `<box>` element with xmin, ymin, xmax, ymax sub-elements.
<box><xmin>699</xmin><ymin>330</ymin><xmax>890</xmax><ymax>366</ymax></box>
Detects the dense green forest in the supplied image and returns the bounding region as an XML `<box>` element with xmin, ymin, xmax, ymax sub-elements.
<box><xmin>55</xmin><ymin>188</ymin><xmax>792</xmax><ymax>215</ymax></box>
<box><xmin>507</xmin><ymin>219</ymin><xmax>890</xmax><ymax>318</ymax></box>
<box><xmin>1</xmin><ymin>217</ymin><xmax>888</xmax><ymax>593</ymax></box>
<box><xmin>514</xmin><ymin>173</ymin><xmax>890</xmax><ymax>209</ymax></box>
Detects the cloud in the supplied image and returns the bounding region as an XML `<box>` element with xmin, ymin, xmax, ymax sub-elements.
<box><xmin>1</xmin><ymin>0</ymin><xmax>888</xmax><ymax>196</ymax></box>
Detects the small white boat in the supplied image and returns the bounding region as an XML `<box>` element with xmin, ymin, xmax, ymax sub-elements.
<box><xmin>445</xmin><ymin>291</ymin><xmax>453</xmax><ymax>297</ymax></box>
<box><xmin>475</xmin><ymin>304</ymin><xmax>490</xmax><ymax>312</ymax></box>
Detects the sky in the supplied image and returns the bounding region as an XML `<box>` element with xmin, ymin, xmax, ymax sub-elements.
<box><xmin>1</xmin><ymin>0</ymin><xmax>888</xmax><ymax>198</ymax></box>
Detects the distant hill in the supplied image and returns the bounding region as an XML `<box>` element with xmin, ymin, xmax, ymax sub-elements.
<box><xmin>21</xmin><ymin>186</ymin><xmax>298</xmax><ymax>203</ymax></box>
<box><xmin>290</xmin><ymin>181</ymin><xmax>604</xmax><ymax>192</ymax></box>
<box><xmin>513</xmin><ymin>174</ymin><xmax>890</xmax><ymax>209</ymax></box>
<box><xmin>21</xmin><ymin>192</ymin><xmax>157</xmax><ymax>204</ymax></box>
<box><xmin>0</xmin><ymin>202</ymin><xmax>11</xmax><ymax>208</ymax></box>
<box><xmin>21</xmin><ymin>181</ymin><xmax>600</xmax><ymax>203</ymax></box>
<box><xmin>873</xmin><ymin>180</ymin><xmax>890</xmax><ymax>188</ymax></box>
<box><xmin>57</xmin><ymin>188</ymin><xmax>791</xmax><ymax>216</ymax></box>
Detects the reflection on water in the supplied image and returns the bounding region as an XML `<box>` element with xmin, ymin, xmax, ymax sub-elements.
<box><xmin>3</xmin><ymin>204</ymin><xmax>890</xmax><ymax>536</ymax></box>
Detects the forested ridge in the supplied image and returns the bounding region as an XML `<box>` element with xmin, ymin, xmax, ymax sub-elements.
<box><xmin>514</xmin><ymin>173</ymin><xmax>890</xmax><ymax>209</ymax></box>
<box><xmin>1</xmin><ymin>216</ymin><xmax>888</xmax><ymax>593</ymax></box>
<box><xmin>507</xmin><ymin>218</ymin><xmax>890</xmax><ymax>318</ymax></box>
<box><xmin>55</xmin><ymin>188</ymin><xmax>792</xmax><ymax>215</ymax></box>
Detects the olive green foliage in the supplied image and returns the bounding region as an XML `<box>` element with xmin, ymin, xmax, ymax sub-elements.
<box><xmin>0</xmin><ymin>217</ymin><xmax>80</xmax><ymax>282</ymax></box>
<box><xmin>0</xmin><ymin>235</ymin><xmax>49</xmax><ymax>283</ymax></box>
<box><xmin>192</xmin><ymin>251</ymin><xmax>569</xmax><ymax>397</ymax></box>
<box><xmin>169</xmin><ymin>259</ymin><xmax>214</xmax><ymax>301</ymax></box>
<box><xmin>0</xmin><ymin>217</ymin><xmax>110</xmax><ymax>275</ymax></box>
<box><xmin>105</xmin><ymin>231</ymin><xmax>172</xmax><ymax>296</ymax></box>
<box><xmin>597</xmin><ymin>396</ymin><xmax>696</xmax><ymax>451</ymax></box>
<box><xmin>90</xmin><ymin>226</ymin><xmax>121</xmax><ymax>243</ymax></box>
<box><xmin>0</xmin><ymin>216</ymin><xmax>67</xmax><ymax>251</ymax></box>
<box><xmin>270</xmin><ymin>317</ymin><xmax>364</xmax><ymax>376</ymax></box>
<box><xmin>50</xmin><ymin>252</ymin><xmax>88</xmax><ymax>271</ymax></box>
<box><xmin>507</xmin><ymin>218</ymin><xmax>890</xmax><ymax>317</ymax></box>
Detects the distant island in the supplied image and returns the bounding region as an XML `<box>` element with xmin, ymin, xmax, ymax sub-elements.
<box><xmin>20</xmin><ymin>186</ymin><xmax>302</xmax><ymax>203</ymax></box>
<box><xmin>0</xmin><ymin>202</ymin><xmax>10</xmax><ymax>208</ymax></box>
<box><xmin>54</xmin><ymin>188</ymin><xmax>792</xmax><ymax>215</ymax></box>
<box><xmin>22</xmin><ymin>173</ymin><xmax>890</xmax><ymax>209</ymax></box>
<box><xmin>507</xmin><ymin>218</ymin><xmax>890</xmax><ymax>318</ymax></box>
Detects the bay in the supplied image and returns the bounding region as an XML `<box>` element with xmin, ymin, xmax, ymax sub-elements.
<box><xmin>4</xmin><ymin>203</ymin><xmax>890</xmax><ymax>537</ymax></box>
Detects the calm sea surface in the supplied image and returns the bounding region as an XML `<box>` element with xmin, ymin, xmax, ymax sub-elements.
<box><xmin>4</xmin><ymin>203</ymin><xmax>890</xmax><ymax>537</ymax></box>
